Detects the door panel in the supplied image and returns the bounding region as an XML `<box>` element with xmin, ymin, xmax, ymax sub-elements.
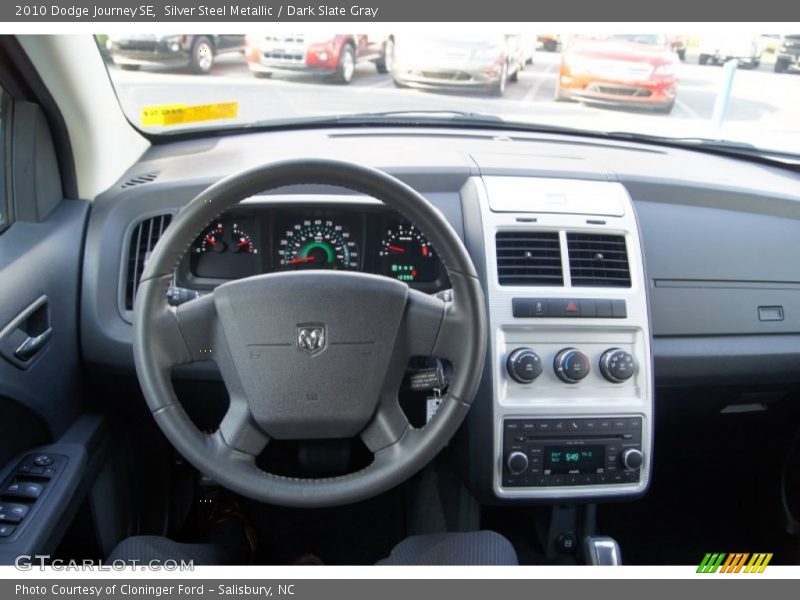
<box><xmin>0</xmin><ymin>198</ymin><xmax>89</xmax><ymax>456</ymax></box>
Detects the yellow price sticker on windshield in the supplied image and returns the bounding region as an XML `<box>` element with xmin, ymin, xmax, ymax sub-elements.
<box><xmin>141</xmin><ymin>102</ymin><xmax>239</xmax><ymax>127</ymax></box>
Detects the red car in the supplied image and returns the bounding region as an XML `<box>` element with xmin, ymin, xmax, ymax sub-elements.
<box><xmin>555</xmin><ymin>34</ymin><xmax>678</xmax><ymax>113</ymax></box>
<box><xmin>245</xmin><ymin>34</ymin><xmax>394</xmax><ymax>84</ymax></box>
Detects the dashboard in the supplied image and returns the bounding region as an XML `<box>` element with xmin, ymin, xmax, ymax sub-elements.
<box><xmin>79</xmin><ymin>124</ymin><xmax>800</xmax><ymax>505</ymax></box>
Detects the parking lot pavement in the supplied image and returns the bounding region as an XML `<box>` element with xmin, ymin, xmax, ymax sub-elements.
<box><xmin>110</xmin><ymin>50</ymin><xmax>799</xmax><ymax>146</ymax></box>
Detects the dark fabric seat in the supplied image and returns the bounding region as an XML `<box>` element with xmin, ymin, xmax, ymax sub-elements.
<box><xmin>376</xmin><ymin>531</ymin><xmax>518</xmax><ymax>565</ymax></box>
<box><xmin>108</xmin><ymin>530</ymin><xmax>518</xmax><ymax>566</ymax></box>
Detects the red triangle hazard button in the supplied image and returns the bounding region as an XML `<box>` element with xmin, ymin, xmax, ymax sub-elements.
<box><xmin>566</xmin><ymin>301</ymin><xmax>579</xmax><ymax>313</ymax></box>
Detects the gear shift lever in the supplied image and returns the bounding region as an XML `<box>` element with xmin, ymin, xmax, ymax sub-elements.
<box><xmin>583</xmin><ymin>536</ymin><xmax>622</xmax><ymax>565</ymax></box>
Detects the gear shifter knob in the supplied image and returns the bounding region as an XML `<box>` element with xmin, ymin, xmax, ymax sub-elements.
<box><xmin>583</xmin><ymin>536</ymin><xmax>621</xmax><ymax>565</ymax></box>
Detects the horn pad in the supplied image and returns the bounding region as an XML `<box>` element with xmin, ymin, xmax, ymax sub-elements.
<box><xmin>212</xmin><ymin>270</ymin><xmax>409</xmax><ymax>439</ymax></box>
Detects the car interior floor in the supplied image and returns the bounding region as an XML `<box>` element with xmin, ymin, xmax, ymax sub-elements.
<box><xmin>598</xmin><ymin>387</ymin><xmax>800</xmax><ymax>565</ymax></box>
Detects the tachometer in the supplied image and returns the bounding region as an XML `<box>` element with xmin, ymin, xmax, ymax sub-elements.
<box><xmin>379</xmin><ymin>223</ymin><xmax>438</xmax><ymax>283</ymax></box>
<box><xmin>277</xmin><ymin>219</ymin><xmax>359</xmax><ymax>270</ymax></box>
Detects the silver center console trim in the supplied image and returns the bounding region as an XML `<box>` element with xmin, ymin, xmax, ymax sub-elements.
<box><xmin>474</xmin><ymin>175</ymin><xmax>653</xmax><ymax>499</ymax></box>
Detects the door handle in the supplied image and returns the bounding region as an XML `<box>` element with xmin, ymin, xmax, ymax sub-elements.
<box><xmin>14</xmin><ymin>327</ymin><xmax>53</xmax><ymax>361</ymax></box>
<box><xmin>0</xmin><ymin>295</ymin><xmax>51</xmax><ymax>369</ymax></box>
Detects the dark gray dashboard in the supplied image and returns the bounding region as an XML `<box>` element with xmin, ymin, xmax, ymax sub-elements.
<box><xmin>80</xmin><ymin>125</ymin><xmax>800</xmax><ymax>386</ymax></box>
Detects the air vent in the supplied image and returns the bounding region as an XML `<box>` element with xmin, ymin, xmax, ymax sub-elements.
<box><xmin>496</xmin><ymin>231</ymin><xmax>563</xmax><ymax>286</ymax></box>
<box><xmin>124</xmin><ymin>214</ymin><xmax>173</xmax><ymax>310</ymax></box>
<box><xmin>567</xmin><ymin>233</ymin><xmax>631</xmax><ymax>287</ymax></box>
<box><xmin>121</xmin><ymin>172</ymin><xmax>159</xmax><ymax>188</ymax></box>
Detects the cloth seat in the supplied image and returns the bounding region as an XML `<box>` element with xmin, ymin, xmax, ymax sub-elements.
<box><xmin>108</xmin><ymin>530</ymin><xmax>518</xmax><ymax>566</ymax></box>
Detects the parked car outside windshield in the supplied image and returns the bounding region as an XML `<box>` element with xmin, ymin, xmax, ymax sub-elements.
<box><xmin>99</xmin><ymin>29</ymin><xmax>800</xmax><ymax>158</ymax></box>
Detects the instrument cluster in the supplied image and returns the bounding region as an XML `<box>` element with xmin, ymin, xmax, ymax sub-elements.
<box><xmin>178</xmin><ymin>205</ymin><xmax>445</xmax><ymax>291</ymax></box>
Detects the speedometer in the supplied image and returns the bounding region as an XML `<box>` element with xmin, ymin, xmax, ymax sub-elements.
<box><xmin>277</xmin><ymin>219</ymin><xmax>359</xmax><ymax>270</ymax></box>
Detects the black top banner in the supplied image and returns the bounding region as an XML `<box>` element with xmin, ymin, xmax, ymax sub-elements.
<box><xmin>3</xmin><ymin>0</ymin><xmax>799</xmax><ymax>22</ymax></box>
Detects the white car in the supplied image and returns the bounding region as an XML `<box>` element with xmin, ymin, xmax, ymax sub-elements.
<box><xmin>698</xmin><ymin>35</ymin><xmax>761</xmax><ymax>68</ymax></box>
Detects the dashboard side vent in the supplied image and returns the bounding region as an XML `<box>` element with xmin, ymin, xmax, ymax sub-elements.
<box><xmin>496</xmin><ymin>231</ymin><xmax>563</xmax><ymax>286</ymax></box>
<box><xmin>567</xmin><ymin>233</ymin><xmax>631</xmax><ymax>287</ymax></box>
<box><xmin>121</xmin><ymin>172</ymin><xmax>159</xmax><ymax>189</ymax></box>
<box><xmin>124</xmin><ymin>214</ymin><xmax>172</xmax><ymax>310</ymax></box>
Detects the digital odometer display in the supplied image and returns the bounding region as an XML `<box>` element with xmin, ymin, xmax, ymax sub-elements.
<box><xmin>544</xmin><ymin>445</ymin><xmax>605</xmax><ymax>474</ymax></box>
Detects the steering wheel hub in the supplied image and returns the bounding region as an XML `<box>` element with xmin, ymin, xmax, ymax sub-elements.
<box><xmin>213</xmin><ymin>271</ymin><xmax>409</xmax><ymax>439</ymax></box>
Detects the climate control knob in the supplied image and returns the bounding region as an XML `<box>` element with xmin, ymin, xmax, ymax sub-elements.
<box><xmin>506</xmin><ymin>451</ymin><xmax>529</xmax><ymax>475</ymax></box>
<box><xmin>620</xmin><ymin>448</ymin><xmax>643</xmax><ymax>471</ymax></box>
<box><xmin>506</xmin><ymin>348</ymin><xmax>543</xmax><ymax>384</ymax></box>
<box><xmin>554</xmin><ymin>348</ymin><xmax>591</xmax><ymax>384</ymax></box>
<box><xmin>599</xmin><ymin>348</ymin><xmax>636</xmax><ymax>383</ymax></box>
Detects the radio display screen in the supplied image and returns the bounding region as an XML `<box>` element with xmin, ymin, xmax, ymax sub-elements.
<box><xmin>544</xmin><ymin>445</ymin><xmax>605</xmax><ymax>474</ymax></box>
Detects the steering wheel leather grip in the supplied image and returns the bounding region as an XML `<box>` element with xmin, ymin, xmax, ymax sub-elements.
<box><xmin>132</xmin><ymin>159</ymin><xmax>487</xmax><ymax>507</ymax></box>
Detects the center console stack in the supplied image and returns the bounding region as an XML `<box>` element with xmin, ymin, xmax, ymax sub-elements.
<box><xmin>476</xmin><ymin>176</ymin><xmax>653</xmax><ymax>500</ymax></box>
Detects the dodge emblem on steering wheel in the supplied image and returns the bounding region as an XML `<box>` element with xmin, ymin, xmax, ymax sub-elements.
<box><xmin>297</xmin><ymin>325</ymin><xmax>326</xmax><ymax>354</ymax></box>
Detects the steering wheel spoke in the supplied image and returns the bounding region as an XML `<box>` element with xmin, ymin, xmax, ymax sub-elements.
<box><xmin>360</xmin><ymin>389</ymin><xmax>410</xmax><ymax>453</ymax></box>
<box><xmin>173</xmin><ymin>293</ymin><xmax>220</xmax><ymax>363</ymax></box>
<box><xmin>216</xmin><ymin>392</ymin><xmax>270</xmax><ymax>456</ymax></box>
<box><xmin>395</xmin><ymin>288</ymin><xmax>447</xmax><ymax>360</ymax></box>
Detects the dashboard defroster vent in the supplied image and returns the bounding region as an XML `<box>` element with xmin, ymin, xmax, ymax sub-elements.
<box><xmin>121</xmin><ymin>172</ymin><xmax>159</xmax><ymax>188</ymax></box>
<box><xmin>124</xmin><ymin>214</ymin><xmax>173</xmax><ymax>310</ymax></box>
<box><xmin>567</xmin><ymin>233</ymin><xmax>631</xmax><ymax>287</ymax></box>
<box><xmin>496</xmin><ymin>231</ymin><xmax>563</xmax><ymax>286</ymax></box>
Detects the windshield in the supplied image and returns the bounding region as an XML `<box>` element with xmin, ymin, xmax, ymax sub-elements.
<box><xmin>99</xmin><ymin>30</ymin><xmax>800</xmax><ymax>157</ymax></box>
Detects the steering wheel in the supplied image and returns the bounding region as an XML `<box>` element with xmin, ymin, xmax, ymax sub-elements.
<box><xmin>132</xmin><ymin>159</ymin><xmax>486</xmax><ymax>508</ymax></box>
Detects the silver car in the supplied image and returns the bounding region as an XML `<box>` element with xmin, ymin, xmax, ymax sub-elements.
<box><xmin>392</xmin><ymin>34</ymin><xmax>522</xmax><ymax>96</ymax></box>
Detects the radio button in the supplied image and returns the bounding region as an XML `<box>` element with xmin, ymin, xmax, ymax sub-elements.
<box><xmin>506</xmin><ymin>451</ymin><xmax>529</xmax><ymax>475</ymax></box>
<box><xmin>620</xmin><ymin>448</ymin><xmax>644</xmax><ymax>471</ymax></box>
